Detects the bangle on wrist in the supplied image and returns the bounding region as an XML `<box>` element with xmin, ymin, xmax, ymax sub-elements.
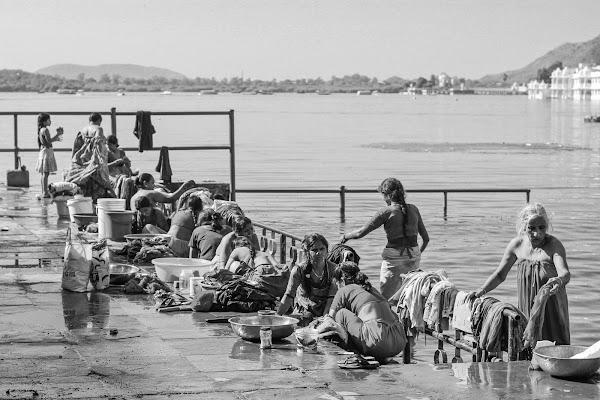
<box><xmin>478</xmin><ymin>287</ymin><xmax>487</xmax><ymax>296</ymax></box>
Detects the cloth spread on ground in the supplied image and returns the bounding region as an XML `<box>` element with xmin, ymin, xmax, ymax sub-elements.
<box><xmin>213</xmin><ymin>278</ymin><xmax>277</xmax><ymax>312</ymax></box>
<box><xmin>155</xmin><ymin>146</ymin><xmax>172</xmax><ymax>183</ymax></box>
<box><xmin>133</xmin><ymin>110</ymin><xmax>155</xmax><ymax>152</ymax></box>
<box><xmin>516</xmin><ymin>258</ymin><xmax>570</xmax><ymax>345</ymax></box>
<box><xmin>64</xmin><ymin>131</ymin><xmax>115</xmax><ymax>202</ymax></box>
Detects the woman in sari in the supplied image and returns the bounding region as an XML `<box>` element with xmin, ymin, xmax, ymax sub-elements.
<box><xmin>65</xmin><ymin>113</ymin><xmax>114</xmax><ymax>201</ymax></box>
<box><xmin>471</xmin><ymin>203</ymin><xmax>570</xmax><ymax>345</ymax></box>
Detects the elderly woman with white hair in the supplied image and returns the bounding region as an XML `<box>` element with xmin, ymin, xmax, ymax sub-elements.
<box><xmin>471</xmin><ymin>202</ymin><xmax>571</xmax><ymax>345</ymax></box>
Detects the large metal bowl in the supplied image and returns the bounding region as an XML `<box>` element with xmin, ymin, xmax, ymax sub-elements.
<box><xmin>533</xmin><ymin>345</ymin><xmax>600</xmax><ymax>378</ymax></box>
<box><xmin>228</xmin><ymin>315</ymin><xmax>299</xmax><ymax>342</ymax></box>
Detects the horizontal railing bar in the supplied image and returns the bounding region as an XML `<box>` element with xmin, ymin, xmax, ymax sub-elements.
<box><xmin>0</xmin><ymin>111</ymin><xmax>230</xmax><ymax>116</ymax></box>
<box><xmin>0</xmin><ymin>146</ymin><xmax>231</xmax><ymax>153</ymax></box>
<box><xmin>253</xmin><ymin>222</ymin><xmax>303</xmax><ymax>242</ymax></box>
<box><xmin>237</xmin><ymin>188</ymin><xmax>530</xmax><ymax>194</ymax></box>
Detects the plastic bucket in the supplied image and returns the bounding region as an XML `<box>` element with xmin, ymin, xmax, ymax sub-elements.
<box><xmin>104</xmin><ymin>211</ymin><xmax>134</xmax><ymax>241</ymax></box>
<box><xmin>97</xmin><ymin>200</ymin><xmax>126</xmax><ymax>239</ymax></box>
<box><xmin>55</xmin><ymin>200</ymin><xmax>70</xmax><ymax>218</ymax></box>
<box><xmin>67</xmin><ymin>197</ymin><xmax>93</xmax><ymax>223</ymax></box>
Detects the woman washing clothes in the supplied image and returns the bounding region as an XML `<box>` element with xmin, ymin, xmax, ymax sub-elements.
<box><xmin>277</xmin><ymin>233</ymin><xmax>337</xmax><ymax>318</ymax></box>
<box><xmin>213</xmin><ymin>215</ymin><xmax>260</xmax><ymax>269</ymax></box>
<box><xmin>225</xmin><ymin>236</ymin><xmax>277</xmax><ymax>274</ymax></box>
<box><xmin>341</xmin><ymin>177</ymin><xmax>429</xmax><ymax>300</ymax></box>
<box><xmin>470</xmin><ymin>202</ymin><xmax>570</xmax><ymax>345</ymax></box>
<box><xmin>129</xmin><ymin>173</ymin><xmax>195</xmax><ymax>211</ymax></box>
<box><xmin>317</xmin><ymin>262</ymin><xmax>407</xmax><ymax>362</ymax></box>
<box><xmin>189</xmin><ymin>209</ymin><xmax>227</xmax><ymax>260</ymax></box>
<box><xmin>132</xmin><ymin>196</ymin><xmax>169</xmax><ymax>234</ymax></box>
<box><xmin>165</xmin><ymin>196</ymin><xmax>204</xmax><ymax>257</ymax></box>
<box><xmin>106</xmin><ymin>135</ymin><xmax>135</xmax><ymax>177</ymax></box>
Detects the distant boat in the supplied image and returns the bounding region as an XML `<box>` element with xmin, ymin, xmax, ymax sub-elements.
<box><xmin>242</xmin><ymin>91</ymin><xmax>258</xmax><ymax>95</ymax></box>
<box><xmin>116</xmin><ymin>91</ymin><xmax>125</xmax><ymax>96</ymax></box>
<box><xmin>257</xmin><ymin>90</ymin><xmax>273</xmax><ymax>95</ymax></box>
<box><xmin>199</xmin><ymin>89</ymin><xmax>218</xmax><ymax>95</ymax></box>
<box><xmin>56</xmin><ymin>89</ymin><xmax>76</xmax><ymax>95</ymax></box>
<box><xmin>37</xmin><ymin>91</ymin><xmax>45</xmax><ymax>94</ymax></box>
<box><xmin>161</xmin><ymin>91</ymin><xmax>172</xmax><ymax>95</ymax></box>
<box><xmin>316</xmin><ymin>90</ymin><xmax>331</xmax><ymax>95</ymax></box>
<box><xmin>75</xmin><ymin>89</ymin><xmax>85</xmax><ymax>96</ymax></box>
<box><xmin>356</xmin><ymin>90</ymin><xmax>372</xmax><ymax>96</ymax></box>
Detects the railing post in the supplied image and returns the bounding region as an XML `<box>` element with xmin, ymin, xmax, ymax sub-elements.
<box><xmin>443</xmin><ymin>191</ymin><xmax>448</xmax><ymax>217</ymax></box>
<box><xmin>508</xmin><ymin>317</ymin><xmax>515</xmax><ymax>361</ymax></box>
<box><xmin>340</xmin><ymin>185</ymin><xmax>346</xmax><ymax>222</ymax></box>
<box><xmin>279</xmin><ymin>234</ymin><xmax>287</xmax><ymax>265</ymax></box>
<box><xmin>110</xmin><ymin>107</ymin><xmax>117</xmax><ymax>136</ymax></box>
<box><xmin>13</xmin><ymin>114</ymin><xmax>18</xmax><ymax>170</ymax></box>
<box><xmin>229</xmin><ymin>110</ymin><xmax>236</xmax><ymax>201</ymax></box>
<box><xmin>526</xmin><ymin>190</ymin><xmax>530</xmax><ymax>203</ymax></box>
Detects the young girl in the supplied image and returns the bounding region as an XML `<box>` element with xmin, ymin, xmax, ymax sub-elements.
<box><xmin>35</xmin><ymin>113</ymin><xmax>63</xmax><ymax>198</ymax></box>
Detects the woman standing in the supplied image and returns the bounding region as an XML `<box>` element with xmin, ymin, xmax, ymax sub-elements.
<box><xmin>471</xmin><ymin>203</ymin><xmax>570</xmax><ymax>345</ymax></box>
<box><xmin>35</xmin><ymin>113</ymin><xmax>63</xmax><ymax>198</ymax></box>
<box><xmin>341</xmin><ymin>177</ymin><xmax>429</xmax><ymax>300</ymax></box>
<box><xmin>277</xmin><ymin>233</ymin><xmax>337</xmax><ymax>318</ymax></box>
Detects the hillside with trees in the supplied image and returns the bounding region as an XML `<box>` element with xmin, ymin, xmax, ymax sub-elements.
<box><xmin>479</xmin><ymin>34</ymin><xmax>600</xmax><ymax>85</ymax></box>
<box><xmin>35</xmin><ymin>64</ymin><xmax>187</xmax><ymax>81</ymax></box>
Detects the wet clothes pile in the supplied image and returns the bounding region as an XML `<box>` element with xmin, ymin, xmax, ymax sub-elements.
<box><xmin>389</xmin><ymin>270</ymin><xmax>447</xmax><ymax>333</ymax></box>
<box><xmin>48</xmin><ymin>182</ymin><xmax>80</xmax><ymax>198</ymax></box>
<box><xmin>112</xmin><ymin>174</ymin><xmax>137</xmax><ymax>210</ymax></box>
<box><xmin>211</xmin><ymin>278</ymin><xmax>277</xmax><ymax>312</ymax></box>
<box><xmin>423</xmin><ymin>280</ymin><xmax>458</xmax><ymax>331</ymax></box>
<box><xmin>471</xmin><ymin>296</ymin><xmax>527</xmax><ymax>354</ymax></box>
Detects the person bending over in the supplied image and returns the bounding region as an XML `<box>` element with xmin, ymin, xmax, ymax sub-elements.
<box><xmin>129</xmin><ymin>173</ymin><xmax>195</xmax><ymax>210</ymax></box>
<box><xmin>133</xmin><ymin>195</ymin><xmax>169</xmax><ymax>234</ymax></box>
<box><xmin>318</xmin><ymin>261</ymin><xmax>407</xmax><ymax>362</ymax></box>
<box><xmin>225</xmin><ymin>236</ymin><xmax>277</xmax><ymax>274</ymax></box>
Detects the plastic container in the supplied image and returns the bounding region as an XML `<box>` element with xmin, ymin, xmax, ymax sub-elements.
<box><xmin>55</xmin><ymin>200</ymin><xmax>70</xmax><ymax>218</ymax></box>
<box><xmin>295</xmin><ymin>327</ymin><xmax>319</xmax><ymax>353</ymax></box>
<box><xmin>67</xmin><ymin>197</ymin><xmax>93</xmax><ymax>223</ymax></box>
<box><xmin>151</xmin><ymin>258</ymin><xmax>213</xmax><ymax>283</ymax></box>
<box><xmin>179</xmin><ymin>269</ymin><xmax>194</xmax><ymax>292</ymax></box>
<box><xmin>97</xmin><ymin>199</ymin><xmax>126</xmax><ymax>239</ymax></box>
<box><xmin>103</xmin><ymin>211</ymin><xmax>133</xmax><ymax>241</ymax></box>
<box><xmin>189</xmin><ymin>277</ymin><xmax>204</xmax><ymax>297</ymax></box>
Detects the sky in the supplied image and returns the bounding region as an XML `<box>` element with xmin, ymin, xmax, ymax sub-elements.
<box><xmin>1</xmin><ymin>0</ymin><xmax>599</xmax><ymax>81</ymax></box>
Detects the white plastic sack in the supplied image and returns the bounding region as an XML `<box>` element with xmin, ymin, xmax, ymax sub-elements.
<box><xmin>62</xmin><ymin>228</ymin><xmax>92</xmax><ymax>292</ymax></box>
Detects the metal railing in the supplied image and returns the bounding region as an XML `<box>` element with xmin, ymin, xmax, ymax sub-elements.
<box><xmin>237</xmin><ymin>186</ymin><xmax>531</xmax><ymax>219</ymax></box>
<box><xmin>0</xmin><ymin>108</ymin><xmax>237</xmax><ymax>199</ymax></box>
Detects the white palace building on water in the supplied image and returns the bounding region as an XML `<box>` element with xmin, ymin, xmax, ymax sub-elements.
<box><xmin>527</xmin><ymin>63</ymin><xmax>600</xmax><ymax>100</ymax></box>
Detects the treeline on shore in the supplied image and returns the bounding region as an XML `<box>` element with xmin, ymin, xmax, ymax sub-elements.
<box><xmin>0</xmin><ymin>69</ymin><xmax>496</xmax><ymax>93</ymax></box>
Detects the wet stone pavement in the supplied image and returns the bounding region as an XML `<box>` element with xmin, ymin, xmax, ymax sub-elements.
<box><xmin>1</xmin><ymin>186</ymin><xmax>599</xmax><ymax>399</ymax></box>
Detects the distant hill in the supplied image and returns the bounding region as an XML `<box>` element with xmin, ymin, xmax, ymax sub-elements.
<box><xmin>35</xmin><ymin>64</ymin><xmax>188</xmax><ymax>80</ymax></box>
<box><xmin>479</xmin><ymin>34</ymin><xmax>600</xmax><ymax>84</ymax></box>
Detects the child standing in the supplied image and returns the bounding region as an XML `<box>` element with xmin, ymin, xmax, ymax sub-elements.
<box><xmin>35</xmin><ymin>113</ymin><xmax>63</xmax><ymax>198</ymax></box>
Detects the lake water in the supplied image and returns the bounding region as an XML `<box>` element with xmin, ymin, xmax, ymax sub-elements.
<box><xmin>1</xmin><ymin>92</ymin><xmax>599</xmax><ymax>345</ymax></box>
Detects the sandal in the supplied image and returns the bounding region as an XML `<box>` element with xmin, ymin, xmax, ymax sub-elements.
<box><xmin>337</xmin><ymin>354</ymin><xmax>380</xmax><ymax>370</ymax></box>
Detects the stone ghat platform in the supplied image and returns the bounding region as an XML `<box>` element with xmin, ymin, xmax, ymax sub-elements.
<box><xmin>1</xmin><ymin>185</ymin><xmax>599</xmax><ymax>399</ymax></box>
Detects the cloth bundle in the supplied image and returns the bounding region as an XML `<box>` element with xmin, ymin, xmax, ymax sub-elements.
<box><xmin>471</xmin><ymin>296</ymin><xmax>528</xmax><ymax>353</ymax></box>
<box><xmin>423</xmin><ymin>280</ymin><xmax>457</xmax><ymax>331</ymax></box>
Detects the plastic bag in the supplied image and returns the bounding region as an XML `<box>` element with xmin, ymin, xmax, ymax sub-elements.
<box><xmin>62</xmin><ymin>228</ymin><xmax>92</xmax><ymax>292</ymax></box>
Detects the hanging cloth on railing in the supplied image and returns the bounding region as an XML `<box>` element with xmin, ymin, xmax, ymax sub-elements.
<box><xmin>155</xmin><ymin>146</ymin><xmax>172</xmax><ymax>183</ymax></box>
<box><xmin>133</xmin><ymin>110</ymin><xmax>156</xmax><ymax>152</ymax></box>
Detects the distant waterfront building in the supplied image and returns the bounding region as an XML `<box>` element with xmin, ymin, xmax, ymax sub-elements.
<box><xmin>526</xmin><ymin>80</ymin><xmax>550</xmax><ymax>99</ymax></box>
<box><xmin>438</xmin><ymin>73</ymin><xmax>450</xmax><ymax>88</ymax></box>
<box><xmin>544</xmin><ymin>63</ymin><xmax>600</xmax><ymax>100</ymax></box>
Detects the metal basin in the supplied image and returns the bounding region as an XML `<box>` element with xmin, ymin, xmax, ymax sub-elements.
<box><xmin>533</xmin><ymin>345</ymin><xmax>600</xmax><ymax>378</ymax></box>
<box><xmin>108</xmin><ymin>264</ymin><xmax>140</xmax><ymax>285</ymax></box>
<box><xmin>228</xmin><ymin>315</ymin><xmax>299</xmax><ymax>342</ymax></box>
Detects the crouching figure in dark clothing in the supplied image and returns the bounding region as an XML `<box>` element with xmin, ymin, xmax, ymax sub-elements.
<box><xmin>318</xmin><ymin>262</ymin><xmax>407</xmax><ymax>362</ymax></box>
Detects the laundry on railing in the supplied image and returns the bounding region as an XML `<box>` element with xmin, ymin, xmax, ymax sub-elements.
<box><xmin>423</xmin><ymin>280</ymin><xmax>457</xmax><ymax>331</ymax></box>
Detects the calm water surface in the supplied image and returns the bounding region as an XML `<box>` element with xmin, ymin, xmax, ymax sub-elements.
<box><xmin>1</xmin><ymin>92</ymin><xmax>599</xmax><ymax>344</ymax></box>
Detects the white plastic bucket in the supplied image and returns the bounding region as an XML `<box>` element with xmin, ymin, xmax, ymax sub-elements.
<box><xmin>55</xmin><ymin>200</ymin><xmax>70</xmax><ymax>218</ymax></box>
<box><xmin>104</xmin><ymin>211</ymin><xmax>134</xmax><ymax>241</ymax></box>
<box><xmin>67</xmin><ymin>197</ymin><xmax>93</xmax><ymax>223</ymax></box>
<box><xmin>97</xmin><ymin>199</ymin><xmax>126</xmax><ymax>239</ymax></box>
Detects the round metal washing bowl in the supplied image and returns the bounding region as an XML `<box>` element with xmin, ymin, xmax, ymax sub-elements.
<box><xmin>228</xmin><ymin>315</ymin><xmax>299</xmax><ymax>342</ymax></box>
<box><xmin>533</xmin><ymin>345</ymin><xmax>600</xmax><ymax>378</ymax></box>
